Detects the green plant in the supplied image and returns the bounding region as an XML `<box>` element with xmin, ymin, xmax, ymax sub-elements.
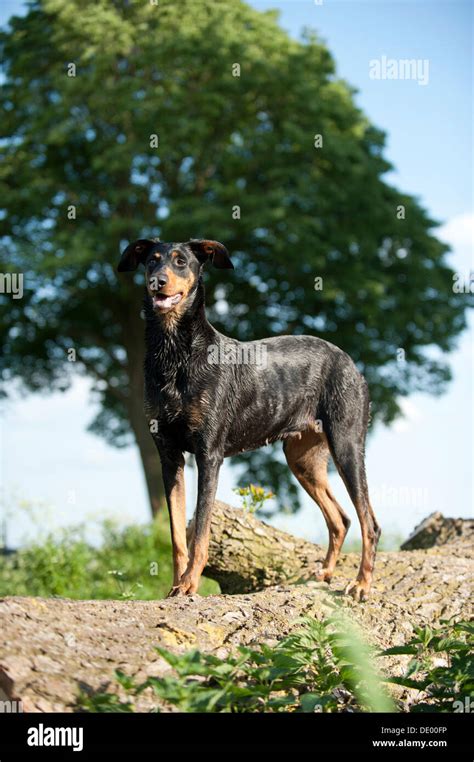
<box><xmin>233</xmin><ymin>485</ymin><xmax>275</xmax><ymax>514</ymax></box>
<box><xmin>78</xmin><ymin>613</ymin><xmax>394</xmax><ymax>713</ymax></box>
<box><xmin>78</xmin><ymin>617</ymin><xmax>473</xmax><ymax>714</ymax></box>
<box><xmin>0</xmin><ymin>515</ymin><xmax>219</xmax><ymax>600</ymax></box>
<box><xmin>379</xmin><ymin>619</ymin><xmax>474</xmax><ymax>712</ymax></box>
<box><xmin>107</xmin><ymin>570</ymin><xmax>144</xmax><ymax>600</ymax></box>
<box><xmin>4</xmin><ymin>529</ymin><xmax>94</xmax><ymax>597</ymax></box>
<box><xmin>77</xmin><ymin>690</ymin><xmax>134</xmax><ymax>714</ymax></box>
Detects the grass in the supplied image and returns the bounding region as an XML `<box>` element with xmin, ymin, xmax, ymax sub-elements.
<box><xmin>0</xmin><ymin>513</ymin><xmax>219</xmax><ymax>599</ymax></box>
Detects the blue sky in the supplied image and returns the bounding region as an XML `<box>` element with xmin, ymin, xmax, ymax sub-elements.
<box><xmin>1</xmin><ymin>0</ymin><xmax>472</xmax><ymax>548</ymax></box>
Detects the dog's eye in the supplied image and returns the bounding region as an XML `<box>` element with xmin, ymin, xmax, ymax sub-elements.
<box><xmin>175</xmin><ymin>258</ymin><xmax>187</xmax><ymax>267</ymax></box>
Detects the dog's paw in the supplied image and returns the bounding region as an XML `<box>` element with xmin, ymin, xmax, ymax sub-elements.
<box><xmin>316</xmin><ymin>567</ymin><xmax>333</xmax><ymax>584</ymax></box>
<box><xmin>166</xmin><ymin>585</ymin><xmax>187</xmax><ymax>598</ymax></box>
<box><xmin>344</xmin><ymin>578</ymin><xmax>370</xmax><ymax>602</ymax></box>
<box><xmin>166</xmin><ymin>576</ymin><xmax>199</xmax><ymax>598</ymax></box>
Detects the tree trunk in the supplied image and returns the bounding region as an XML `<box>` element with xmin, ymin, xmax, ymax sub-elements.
<box><xmin>0</xmin><ymin>505</ymin><xmax>471</xmax><ymax>712</ymax></box>
<box><xmin>193</xmin><ymin>502</ymin><xmax>474</xmax><ymax>603</ymax></box>
<box><xmin>130</xmin><ymin>404</ymin><xmax>166</xmax><ymax>518</ymax></box>
<box><xmin>400</xmin><ymin>510</ymin><xmax>474</xmax><ymax>550</ymax></box>
<box><xmin>122</xmin><ymin>289</ymin><xmax>166</xmax><ymax>517</ymax></box>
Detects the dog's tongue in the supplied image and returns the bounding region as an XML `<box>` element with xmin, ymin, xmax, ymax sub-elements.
<box><xmin>153</xmin><ymin>293</ymin><xmax>182</xmax><ymax>310</ymax></box>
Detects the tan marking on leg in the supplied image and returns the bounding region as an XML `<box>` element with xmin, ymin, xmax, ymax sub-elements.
<box><xmin>331</xmin><ymin>459</ymin><xmax>380</xmax><ymax>601</ymax></box>
<box><xmin>167</xmin><ymin>463</ymin><xmax>188</xmax><ymax>589</ymax></box>
<box><xmin>345</xmin><ymin>499</ymin><xmax>380</xmax><ymax>600</ymax></box>
<box><xmin>169</xmin><ymin>495</ymin><xmax>212</xmax><ymax>597</ymax></box>
<box><xmin>284</xmin><ymin>430</ymin><xmax>350</xmax><ymax>582</ymax></box>
<box><xmin>173</xmin><ymin>514</ymin><xmax>212</xmax><ymax>596</ymax></box>
<box><xmin>168</xmin><ymin>532</ymin><xmax>209</xmax><ymax>597</ymax></box>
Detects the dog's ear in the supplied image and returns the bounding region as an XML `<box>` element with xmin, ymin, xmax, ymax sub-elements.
<box><xmin>117</xmin><ymin>239</ymin><xmax>159</xmax><ymax>272</ymax></box>
<box><xmin>187</xmin><ymin>239</ymin><xmax>234</xmax><ymax>270</ymax></box>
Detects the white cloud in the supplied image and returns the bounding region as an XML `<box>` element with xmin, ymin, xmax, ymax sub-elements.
<box><xmin>392</xmin><ymin>398</ymin><xmax>423</xmax><ymax>433</ymax></box>
<box><xmin>438</xmin><ymin>212</ymin><xmax>474</xmax><ymax>250</ymax></box>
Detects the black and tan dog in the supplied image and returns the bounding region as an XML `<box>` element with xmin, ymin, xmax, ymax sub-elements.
<box><xmin>118</xmin><ymin>238</ymin><xmax>381</xmax><ymax>600</ymax></box>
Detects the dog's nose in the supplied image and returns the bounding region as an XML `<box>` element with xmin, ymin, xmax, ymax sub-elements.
<box><xmin>157</xmin><ymin>273</ymin><xmax>168</xmax><ymax>289</ymax></box>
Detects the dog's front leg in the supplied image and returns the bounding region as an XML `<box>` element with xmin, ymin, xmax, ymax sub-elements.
<box><xmin>168</xmin><ymin>453</ymin><xmax>222</xmax><ymax>597</ymax></box>
<box><xmin>157</xmin><ymin>448</ymin><xmax>189</xmax><ymax>594</ymax></box>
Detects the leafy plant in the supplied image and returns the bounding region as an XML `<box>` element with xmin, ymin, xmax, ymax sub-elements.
<box><xmin>77</xmin><ymin>690</ymin><xmax>134</xmax><ymax>714</ymax></box>
<box><xmin>379</xmin><ymin>619</ymin><xmax>474</xmax><ymax>712</ymax></box>
<box><xmin>78</xmin><ymin>614</ymin><xmax>394</xmax><ymax>713</ymax></box>
<box><xmin>233</xmin><ymin>484</ymin><xmax>275</xmax><ymax>514</ymax></box>
<box><xmin>0</xmin><ymin>515</ymin><xmax>219</xmax><ymax>600</ymax></box>
<box><xmin>107</xmin><ymin>570</ymin><xmax>144</xmax><ymax>600</ymax></box>
<box><xmin>78</xmin><ymin>617</ymin><xmax>473</xmax><ymax>714</ymax></box>
<box><xmin>3</xmin><ymin>529</ymin><xmax>94</xmax><ymax>597</ymax></box>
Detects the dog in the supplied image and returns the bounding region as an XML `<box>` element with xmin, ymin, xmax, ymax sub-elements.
<box><xmin>118</xmin><ymin>238</ymin><xmax>381</xmax><ymax>600</ymax></box>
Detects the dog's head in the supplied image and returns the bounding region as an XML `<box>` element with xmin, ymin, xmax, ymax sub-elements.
<box><xmin>117</xmin><ymin>238</ymin><xmax>233</xmax><ymax>314</ymax></box>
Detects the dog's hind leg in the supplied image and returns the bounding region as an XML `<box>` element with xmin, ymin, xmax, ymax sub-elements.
<box><xmin>284</xmin><ymin>431</ymin><xmax>351</xmax><ymax>583</ymax></box>
<box><xmin>325</xmin><ymin>418</ymin><xmax>381</xmax><ymax>602</ymax></box>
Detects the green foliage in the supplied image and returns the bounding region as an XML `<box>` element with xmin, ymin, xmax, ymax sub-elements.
<box><xmin>78</xmin><ymin>617</ymin><xmax>473</xmax><ymax>714</ymax></box>
<box><xmin>77</xmin><ymin>690</ymin><xmax>134</xmax><ymax>714</ymax></box>
<box><xmin>79</xmin><ymin>614</ymin><xmax>394</xmax><ymax>713</ymax></box>
<box><xmin>0</xmin><ymin>516</ymin><xmax>219</xmax><ymax>599</ymax></box>
<box><xmin>380</xmin><ymin>620</ymin><xmax>474</xmax><ymax>712</ymax></box>
<box><xmin>1</xmin><ymin>0</ymin><xmax>470</xmax><ymax>513</ymax></box>
<box><xmin>233</xmin><ymin>484</ymin><xmax>274</xmax><ymax>513</ymax></box>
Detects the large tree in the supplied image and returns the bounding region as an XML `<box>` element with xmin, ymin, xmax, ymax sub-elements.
<box><xmin>0</xmin><ymin>0</ymin><xmax>469</xmax><ymax>515</ymax></box>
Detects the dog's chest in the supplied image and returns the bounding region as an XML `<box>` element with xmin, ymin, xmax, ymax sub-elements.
<box><xmin>145</xmin><ymin>373</ymin><xmax>209</xmax><ymax>432</ymax></box>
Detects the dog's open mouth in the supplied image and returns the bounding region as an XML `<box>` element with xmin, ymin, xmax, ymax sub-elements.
<box><xmin>152</xmin><ymin>292</ymin><xmax>183</xmax><ymax>311</ymax></box>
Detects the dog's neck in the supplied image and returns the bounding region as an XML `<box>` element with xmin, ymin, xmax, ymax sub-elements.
<box><xmin>144</xmin><ymin>278</ymin><xmax>214</xmax><ymax>367</ymax></box>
